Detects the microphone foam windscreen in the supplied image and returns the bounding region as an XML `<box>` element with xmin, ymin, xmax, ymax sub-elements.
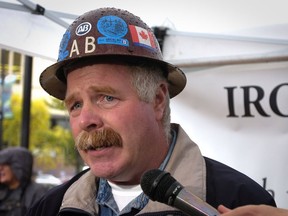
<box><xmin>140</xmin><ymin>169</ymin><xmax>176</xmax><ymax>202</ymax></box>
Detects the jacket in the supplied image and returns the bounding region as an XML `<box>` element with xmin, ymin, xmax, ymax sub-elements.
<box><xmin>26</xmin><ymin>124</ymin><xmax>276</xmax><ymax>215</ymax></box>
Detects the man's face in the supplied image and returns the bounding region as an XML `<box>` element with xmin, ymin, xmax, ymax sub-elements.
<box><xmin>65</xmin><ymin>63</ymin><xmax>168</xmax><ymax>185</ymax></box>
<box><xmin>0</xmin><ymin>164</ymin><xmax>18</xmax><ymax>186</ymax></box>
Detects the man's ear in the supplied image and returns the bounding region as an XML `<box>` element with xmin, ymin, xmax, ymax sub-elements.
<box><xmin>154</xmin><ymin>83</ymin><xmax>168</xmax><ymax>120</ymax></box>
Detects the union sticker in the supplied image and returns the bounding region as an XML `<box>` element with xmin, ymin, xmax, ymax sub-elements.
<box><xmin>76</xmin><ymin>22</ymin><xmax>92</xmax><ymax>36</ymax></box>
<box><xmin>97</xmin><ymin>15</ymin><xmax>129</xmax><ymax>47</ymax></box>
<box><xmin>58</xmin><ymin>31</ymin><xmax>71</xmax><ymax>61</ymax></box>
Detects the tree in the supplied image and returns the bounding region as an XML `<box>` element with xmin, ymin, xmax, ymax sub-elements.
<box><xmin>3</xmin><ymin>94</ymin><xmax>77</xmax><ymax>172</ymax></box>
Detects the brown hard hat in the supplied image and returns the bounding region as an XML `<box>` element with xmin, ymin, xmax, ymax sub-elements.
<box><xmin>39</xmin><ymin>7</ymin><xmax>186</xmax><ymax>100</ymax></box>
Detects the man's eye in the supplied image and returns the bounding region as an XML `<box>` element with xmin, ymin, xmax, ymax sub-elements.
<box><xmin>97</xmin><ymin>95</ymin><xmax>119</xmax><ymax>108</ymax></box>
<box><xmin>104</xmin><ymin>95</ymin><xmax>114</xmax><ymax>102</ymax></box>
<box><xmin>71</xmin><ymin>102</ymin><xmax>82</xmax><ymax>111</ymax></box>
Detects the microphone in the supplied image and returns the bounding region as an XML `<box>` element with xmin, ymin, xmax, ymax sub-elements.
<box><xmin>140</xmin><ymin>169</ymin><xmax>219</xmax><ymax>216</ymax></box>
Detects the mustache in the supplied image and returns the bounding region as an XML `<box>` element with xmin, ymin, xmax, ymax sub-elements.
<box><xmin>75</xmin><ymin>128</ymin><xmax>122</xmax><ymax>151</ymax></box>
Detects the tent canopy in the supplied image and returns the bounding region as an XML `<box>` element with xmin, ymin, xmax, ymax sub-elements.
<box><xmin>1</xmin><ymin>0</ymin><xmax>288</xmax><ymax>64</ymax></box>
<box><xmin>0</xmin><ymin>0</ymin><xmax>76</xmax><ymax>61</ymax></box>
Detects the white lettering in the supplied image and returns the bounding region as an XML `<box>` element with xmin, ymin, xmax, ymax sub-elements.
<box><xmin>77</xmin><ymin>25</ymin><xmax>89</xmax><ymax>34</ymax></box>
<box><xmin>70</xmin><ymin>40</ymin><xmax>80</xmax><ymax>57</ymax></box>
<box><xmin>85</xmin><ymin>36</ymin><xmax>96</xmax><ymax>53</ymax></box>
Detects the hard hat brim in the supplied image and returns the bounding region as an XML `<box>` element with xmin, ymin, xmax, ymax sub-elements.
<box><xmin>40</xmin><ymin>55</ymin><xmax>186</xmax><ymax>100</ymax></box>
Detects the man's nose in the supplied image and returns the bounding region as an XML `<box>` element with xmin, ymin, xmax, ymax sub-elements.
<box><xmin>79</xmin><ymin>104</ymin><xmax>104</xmax><ymax>132</ymax></box>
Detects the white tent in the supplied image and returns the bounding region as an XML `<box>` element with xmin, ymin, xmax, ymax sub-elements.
<box><xmin>0</xmin><ymin>0</ymin><xmax>76</xmax><ymax>60</ymax></box>
<box><xmin>163</xmin><ymin>29</ymin><xmax>288</xmax><ymax>208</ymax></box>
<box><xmin>1</xmin><ymin>0</ymin><xmax>288</xmax><ymax>208</ymax></box>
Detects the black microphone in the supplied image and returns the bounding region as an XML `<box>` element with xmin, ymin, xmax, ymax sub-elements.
<box><xmin>140</xmin><ymin>169</ymin><xmax>219</xmax><ymax>216</ymax></box>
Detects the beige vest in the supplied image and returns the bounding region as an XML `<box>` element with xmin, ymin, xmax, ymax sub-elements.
<box><xmin>60</xmin><ymin>124</ymin><xmax>207</xmax><ymax>215</ymax></box>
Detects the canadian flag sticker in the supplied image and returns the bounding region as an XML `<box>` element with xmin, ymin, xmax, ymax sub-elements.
<box><xmin>129</xmin><ymin>25</ymin><xmax>156</xmax><ymax>50</ymax></box>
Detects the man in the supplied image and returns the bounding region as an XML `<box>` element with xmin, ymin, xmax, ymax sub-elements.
<box><xmin>27</xmin><ymin>7</ymin><xmax>276</xmax><ymax>216</ymax></box>
<box><xmin>0</xmin><ymin>147</ymin><xmax>47</xmax><ymax>216</ymax></box>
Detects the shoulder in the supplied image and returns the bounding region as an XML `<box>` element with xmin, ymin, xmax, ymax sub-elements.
<box><xmin>26</xmin><ymin>169</ymin><xmax>89</xmax><ymax>216</ymax></box>
<box><xmin>204</xmin><ymin>157</ymin><xmax>276</xmax><ymax>208</ymax></box>
<box><xmin>205</xmin><ymin>157</ymin><xmax>253</xmax><ymax>182</ymax></box>
<box><xmin>24</xmin><ymin>182</ymin><xmax>49</xmax><ymax>204</ymax></box>
<box><xmin>26</xmin><ymin>182</ymin><xmax>48</xmax><ymax>193</ymax></box>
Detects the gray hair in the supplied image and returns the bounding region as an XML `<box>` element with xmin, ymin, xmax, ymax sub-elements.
<box><xmin>129</xmin><ymin>64</ymin><xmax>171</xmax><ymax>140</ymax></box>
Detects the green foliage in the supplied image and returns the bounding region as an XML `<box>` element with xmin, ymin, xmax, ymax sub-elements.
<box><xmin>3</xmin><ymin>94</ymin><xmax>25</xmax><ymax>146</ymax></box>
<box><xmin>45</xmin><ymin>97</ymin><xmax>66</xmax><ymax>110</ymax></box>
<box><xmin>2</xmin><ymin>94</ymin><xmax>77</xmax><ymax>172</ymax></box>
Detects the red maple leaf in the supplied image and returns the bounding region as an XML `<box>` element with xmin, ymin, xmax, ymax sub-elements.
<box><xmin>139</xmin><ymin>30</ymin><xmax>148</xmax><ymax>40</ymax></box>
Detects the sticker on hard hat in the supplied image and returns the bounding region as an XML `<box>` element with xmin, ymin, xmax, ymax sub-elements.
<box><xmin>129</xmin><ymin>25</ymin><xmax>156</xmax><ymax>50</ymax></box>
<box><xmin>58</xmin><ymin>31</ymin><xmax>71</xmax><ymax>61</ymax></box>
<box><xmin>97</xmin><ymin>15</ymin><xmax>129</xmax><ymax>47</ymax></box>
<box><xmin>76</xmin><ymin>22</ymin><xmax>92</xmax><ymax>36</ymax></box>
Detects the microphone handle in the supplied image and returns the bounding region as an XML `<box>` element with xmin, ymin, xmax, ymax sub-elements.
<box><xmin>173</xmin><ymin>189</ymin><xmax>220</xmax><ymax>216</ymax></box>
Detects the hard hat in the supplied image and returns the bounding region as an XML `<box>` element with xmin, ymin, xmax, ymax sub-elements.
<box><xmin>40</xmin><ymin>7</ymin><xmax>186</xmax><ymax>100</ymax></box>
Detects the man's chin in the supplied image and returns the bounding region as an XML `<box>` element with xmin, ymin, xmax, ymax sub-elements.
<box><xmin>89</xmin><ymin>166</ymin><xmax>119</xmax><ymax>180</ymax></box>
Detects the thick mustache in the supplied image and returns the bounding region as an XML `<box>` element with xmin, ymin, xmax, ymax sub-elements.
<box><xmin>75</xmin><ymin>128</ymin><xmax>122</xmax><ymax>151</ymax></box>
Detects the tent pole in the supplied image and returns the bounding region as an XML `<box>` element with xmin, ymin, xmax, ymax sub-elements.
<box><xmin>17</xmin><ymin>0</ymin><xmax>70</xmax><ymax>28</ymax></box>
<box><xmin>21</xmin><ymin>55</ymin><xmax>32</xmax><ymax>149</ymax></box>
<box><xmin>170</xmin><ymin>53</ymin><xmax>288</xmax><ymax>69</ymax></box>
<box><xmin>0</xmin><ymin>49</ymin><xmax>5</xmax><ymax>150</ymax></box>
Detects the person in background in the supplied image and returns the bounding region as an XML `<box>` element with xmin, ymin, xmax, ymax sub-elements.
<box><xmin>27</xmin><ymin>7</ymin><xmax>276</xmax><ymax>216</ymax></box>
<box><xmin>218</xmin><ymin>204</ymin><xmax>288</xmax><ymax>216</ymax></box>
<box><xmin>0</xmin><ymin>147</ymin><xmax>47</xmax><ymax>216</ymax></box>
